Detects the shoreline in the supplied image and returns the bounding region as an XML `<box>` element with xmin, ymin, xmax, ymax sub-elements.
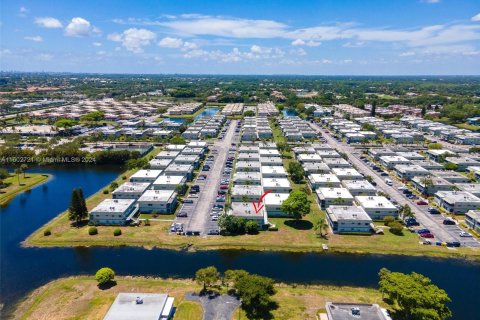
<box><xmin>0</xmin><ymin>173</ymin><xmax>51</xmax><ymax>207</ymax></box>
<box><xmin>22</xmin><ymin>224</ymin><xmax>480</xmax><ymax>261</ymax></box>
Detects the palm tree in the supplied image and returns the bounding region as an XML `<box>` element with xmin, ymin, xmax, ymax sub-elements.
<box><xmin>15</xmin><ymin>167</ymin><xmax>22</xmax><ymax>185</ymax></box>
<box><xmin>314</xmin><ymin>218</ymin><xmax>329</xmax><ymax>238</ymax></box>
<box><xmin>20</xmin><ymin>164</ymin><xmax>28</xmax><ymax>179</ymax></box>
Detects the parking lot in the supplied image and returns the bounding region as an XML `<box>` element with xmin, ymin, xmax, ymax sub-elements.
<box><xmin>171</xmin><ymin>119</ymin><xmax>240</xmax><ymax>236</ymax></box>
<box><xmin>312</xmin><ymin>122</ymin><xmax>480</xmax><ymax>248</ymax></box>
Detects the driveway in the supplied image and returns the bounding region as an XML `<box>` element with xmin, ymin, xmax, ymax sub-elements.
<box><xmin>185</xmin><ymin>292</ymin><xmax>241</xmax><ymax>320</ymax></box>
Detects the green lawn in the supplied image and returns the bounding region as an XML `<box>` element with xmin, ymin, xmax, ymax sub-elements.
<box><xmin>174</xmin><ymin>301</ymin><xmax>203</xmax><ymax>320</ymax></box>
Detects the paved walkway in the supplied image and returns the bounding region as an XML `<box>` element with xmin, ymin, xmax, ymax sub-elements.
<box><xmin>185</xmin><ymin>292</ymin><xmax>241</xmax><ymax>320</ymax></box>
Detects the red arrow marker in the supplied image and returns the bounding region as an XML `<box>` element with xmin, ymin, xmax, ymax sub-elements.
<box><xmin>252</xmin><ymin>190</ymin><xmax>272</xmax><ymax>214</ymax></box>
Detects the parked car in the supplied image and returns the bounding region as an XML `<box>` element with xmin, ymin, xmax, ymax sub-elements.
<box><xmin>385</xmin><ymin>178</ymin><xmax>393</xmax><ymax>186</ymax></box>
<box><xmin>420</xmin><ymin>233</ymin><xmax>434</xmax><ymax>238</ymax></box>
<box><xmin>220</xmin><ymin>185</ymin><xmax>229</xmax><ymax>190</ymax></box>
<box><xmin>417</xmin><ymin>228</ymin><xmax>431</xmax><ymax>234</ymax></box>
<box><xmin>405</xmin><ymin>219</ymin><xmax>420</xmax><ymax>227</ymax></box>
<box><xmin>184</xmin><ymin>199</ymin><xmax>194</xmax><ymax>204</ymax></box>
<box><xmin>207</xmin><ymin>229</ymin><xmax>220</xmax><ymax>235</ymax></box>
<box><xmin>416</xmin><ymin>200</ymin><xmax>428</xmax><ymax>205</ymax></box>
<box><xmin>213</xmin><ymin>204</ymin><xmax>224</xmax><ymax>210</ymax></box>
<box><xmin>443</xmin><ymin>219</ymin><xmax>456</xmax><ymax>225</ymax></box>
<box><xmin>177</xmin><ymin>212</ymin><xmax>188</xmax><ymax>217</ymax></box>
<box><xmin>217</xmin><ymin>190</ymin><xmax>227</xmax><ymax>195</ymax></box>
<box><xmin>428</xmin><ymin>207</ymin><xmax>440</xmax><ymax>214</ymax></box>
<box><xmin>380</xmin><ymin>172</ymin><xmax>388</xmax><ymax>176</ymax></box>
<box><xmin>459</xmin><ymin>231</ymin><xmax>473</xmax><ymax>237</ymax></box>
<box><xmin>446</xmin><ymin>241</ymin><xmax>461</xmax><ymax>247</ymax></box>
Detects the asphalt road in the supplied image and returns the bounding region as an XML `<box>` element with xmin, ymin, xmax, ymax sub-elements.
<box><xmin>310</xmin><ymin>122</ymin><xmax>480</xmax><ymax>247</ymax></box>
<box><xmin>175</xmin><ymin>120</ymin><xmax>238</xmax><ymax>235</ymax></box>
<box><xmin>186</xmin><ymin>292</ymin><xmax>241</xmax><ymax>320</ymax></box>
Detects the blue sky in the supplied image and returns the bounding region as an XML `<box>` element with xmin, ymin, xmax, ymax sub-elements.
<box><xmin>1</xmin><ymin>0</ymin><xmax>480</xmax><ymax>75</ymax></box>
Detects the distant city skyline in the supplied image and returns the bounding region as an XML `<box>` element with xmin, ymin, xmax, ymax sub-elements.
<box><xmin>1</xmin><ymin>0</ymin><xmax>480</xmax><ymax>75</ymax></box>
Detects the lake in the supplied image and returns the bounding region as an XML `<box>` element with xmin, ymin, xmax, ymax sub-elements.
<box><xmin>162</xmin><ymin>107</ymin><xmax>220</xmax><ymax>123</ymax></box>
<box><xmin>1</xmin><ymin>166</ymin><xmax>479</xmax><ymax>319</ymax></box>
<box><xmin>283</xmin><ymin>109</ymin><xmax>297</xmax><ymax>117</ymax></box>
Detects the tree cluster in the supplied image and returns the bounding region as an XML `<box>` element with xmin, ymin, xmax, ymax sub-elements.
<box><xmin>379</xmin><ymin>268</ymin><xmax>452</xmax><ymax>320</ymax></box>
<box><xmin>196</xmin><ymin>267</ymin><xmax>277</xmax><ymax>319</ymax></box>
<box><xmin>280</xmin><ymin>190</ymin><xmax>311</xmax><ymax>222</ymax></box>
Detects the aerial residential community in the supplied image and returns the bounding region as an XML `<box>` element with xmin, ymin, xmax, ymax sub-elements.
<box><xmin>2</xmin><ymin>1</ymin><xmax>480</xmax><ymax>320</ymax></box>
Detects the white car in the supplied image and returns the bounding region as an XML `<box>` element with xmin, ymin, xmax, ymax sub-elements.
<box><xmin>459</xmin><ymin>231</ymin><xmax>473</xmax><ymax>237</ymax></box>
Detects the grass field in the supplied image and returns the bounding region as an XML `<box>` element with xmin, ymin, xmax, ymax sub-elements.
<box><xmin>0</xmin><ymin>173</ymin><xmax>50</xmax><ymax>206</ymax></box>
<box><xmin>453</xmin><ymin>123</ymin><xmax>480</xmax><ymax>132</ymax></box>
<box><xmin>12</xmin><ymin>276</ymin><xmax>386</xmax><ymax>320</ymax></box>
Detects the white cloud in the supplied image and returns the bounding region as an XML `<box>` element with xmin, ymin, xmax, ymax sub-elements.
<box><xmin>162</xmin><ymin>16</ymin><xmax>287</xmax><ymax>38</ymax></box>
<box><xmin>343</xmin><ymin>41</ymin><xmax>365</xmax><ymax>48</ymax></box>
<box><xmin>472</xmin><ymin>13</ymin><xmax>480</xmax><ymax>22</ymax></box>
<box><xmin>158</xmin><ymin>37</ymin><xmax>184</xmax><ymax>48</ymax></box>
<box><xmin>183</xmin><ymin>45</ymin><xmax>284</xmax><ymax>62</ymax></box>
<box><xmin>183</xmin><ymin>41</ymin><xmax>198</xmax><ymax>50</ymax></box>
<box><xmin>19</xmin><ymin>6</ymin><xmax>28</xmax><ymax>17</ymax></box>
<box><xmin>400</xmin><ymin>51</ymin><xmax>416</xmax><ymax>57</ymax></box>
<box><xmin>108</xmin><ymin>28</ymin><xmax>156</xmax><ymax>53</ymax></box>
<box><xmin>250</xmin><ymin>45</ymin><xmax>264</xmax><ymax>54</ymax></box>
<box><xmin>35</xmin><ymin>17</ymin><xmax>63</xmax><ymax>28</ymax></box>
<box><xmin>92</xmin><ymin>42</ymin><xmax>102</xmax><ymax>47</ymax></box>
<box><xmin>296</xmin><ymin>48</ymin><xmax>307</xmax><ymax>56</ymax></box>
<box><xmin>65</xmin><ymin>17</ymin><xmax>99</xmax><ymax>37</ymax></box>
<box><xmin>291</xmin><ymin>39</ymin><xmax>305</xmax><ymax>46</ymax></box>
<box><xmin>306</xmin><ymin>40</ymin><xmax>321</xmax><ymax>47</ymax></box>
<box><xmin>24</xmin><ymin>36</ymin><xmax>43</xmax><ymax>42</ymax></box>
<box><xmin>36</xmin><ymin>53</ymin><xmax>53</xmax><ymax>61</ymax></box>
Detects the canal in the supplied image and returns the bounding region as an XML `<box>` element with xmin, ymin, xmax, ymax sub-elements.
<box><xmin>1</xmin><ymin>166</ymin><xmax>479</xmax><ymax>319</ymax></box>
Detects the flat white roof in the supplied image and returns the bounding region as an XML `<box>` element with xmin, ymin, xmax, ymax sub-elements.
<box><xmin>379</xmin><ymin>155</ymin><xmax>410</xmax><ymax>163</ymax></box>
<box><xmin>130</xmin><ymin>170</ymin><xmax>163</xmax><ymax>179</ymax></box>
<box><xmin>232</xmin><ymin>185</ymin><xmax>263</xmax><ymax>196</ymax></box>
<box><xmin>436</xmin><ymin>191</ymin><xmax>480</xmax><ymax>203</ymax></box>
<box><xmin>153</xmin><ymin>175</ymin><xmax>186</xmax><ymax>185</ymax></box>
<box><xmin>341</xmin><ymin>179</ymin><xmax>376</xmax><ymax>191</ymax></box>
<box><xmin>91</xmin><ymin>199</ymin><xmax>136</xmax><ymax>213</ymax></box>
<box><xmin>138</xmin><ymin>189</ymin><xmax>176</xmax><ymax>202</ymax></box>
<box><xmin>233</xmin><ymin>172</ymin><xmax>262</xmax><ymax>181</ymax></box>
<box><xmin>112</xmin><ymin>182</ymin><xmax>151</xmax><ymax>194</ymax></box>
<box><xmin>103</xmin><ymin>293</ymin><xmax>172</xmax><ymax>320</ymax></box>
<box><xmin>355</xmin><ymin>196</ymin><xmax>396</xmax><ymax>209</ymax></box>
<box><xmin>309</xmin><ymin>174</ymin><xmax>341</xmax><ymax>184</ymax></box>
<box><xmin>331</xmin><ymin>168</ymin><xmax>363</xmax><ymax>178</ymax></box>
<box><xmin>262</xmin><ymin>178</ymin><xmax>291</xmax><ymax>189</ymax></box>
<box><xmin>264</xmin><ymin>193</ymin><xmax>290</xmax><ymax>206</ymax></box>
<box><xmin>261</xmin><ymin>166</ymin><xmax>287</xmax><ymax>175</ymax></box>
<box><xmin>316</xmin><ymin>187</ymin><xmax>353</xmax><ymax>200</ymax></box>
<box><xmin>327</xmin><ymin>205</ymin><xmax>372</xmax><ymax>221</ymax></box>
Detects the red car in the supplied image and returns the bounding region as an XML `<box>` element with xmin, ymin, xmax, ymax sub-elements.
<box><xmin>420</xmin><ymin>233</ymin><xmax>434</xmax><ymax>238</ymax></box>
<box><xmin>417</xmin><ymin>200</ymin><xmax>428</xmax><ymax>205</ymax></box>
<box><xmin>220</xmin><ymin>185</ymin><xmax>229</xmax><ymax>189</ymax></box>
